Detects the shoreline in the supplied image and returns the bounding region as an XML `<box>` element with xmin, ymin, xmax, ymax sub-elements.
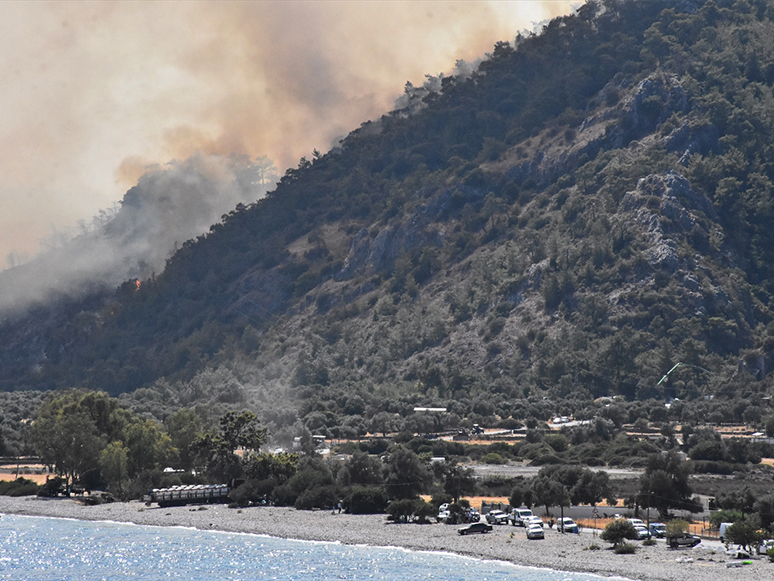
<box><xmin>0</xmin><ymin>496</ymin><xmax>767</xmax><ymax>580</ymax></box>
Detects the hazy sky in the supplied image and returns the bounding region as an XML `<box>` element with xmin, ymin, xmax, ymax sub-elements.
<box><xmin>1</xmin><ymin>0</ymin><xmax>575</xmax><ymax>266</ymax></box>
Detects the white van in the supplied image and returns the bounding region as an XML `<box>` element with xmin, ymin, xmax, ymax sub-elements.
<box><xmin>719</xmin><ymin>522</ymin><xmax>733</xmax><ymax>542</ymax></box>
<box><xmin>510</xmin><ymin>508</ymin><xmax>533</xmax><ymax>526</ymax></box>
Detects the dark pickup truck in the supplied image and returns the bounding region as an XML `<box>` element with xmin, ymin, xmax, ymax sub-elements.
<box><xmin>666</xmin><ymin>533</ymin><xmax>701</xmax><ymax>549</ymax></box>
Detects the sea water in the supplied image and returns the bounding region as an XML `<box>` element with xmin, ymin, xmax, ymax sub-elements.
<box><xmin>0</xmin><ymin>514</ymin><xmax>605</xmax><ymax>581</ymax></box>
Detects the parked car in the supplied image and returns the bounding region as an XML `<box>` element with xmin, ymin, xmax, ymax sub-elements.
<box><xmin>632</xmin><ymin>524</ymin><xmax>651</xmax><ymax>540</ymax></box>
<box><xmin>525</xmin><ymin>516</ymin><xmax>544</xmax><ymax>528</ymax></box>
<box><xmin>458</xmin><ymin>522</ymin><xmax>493</xmax><ymax>535</ymax></box>
<box><xmin>439</xmin><ymin>507</ymin><xmax>479</xmax><ymax>524</ymax></box>
<box><xmin>556</xmin><ymin>517</ymin><xmax>579</xmax><ymax>534</ymax></box>
<box><xmin>526</xmin><ymin>523</ymin><xmax>545</xmax><ymax>540</ymax></box>
<box><xmin>627</xmin><ymin>518</ymin><xmax>645</xmax><ymax>527</ymax></box>
<box><xmin>667</xmin><ymin>533</ymin><xmax>701</xmax><ymax>549</ymax></box>
<box><xmin>510</xmin><ymin>508</ymin><xmax>533</xmax><ymax>526</ymax></box>
<box><xmin>648</xmin><ymin>523</ymin><xmax>667</xmax><ymax>538</ymax></box>
<box><xmin>758</xmin><ymin>539</ymin><xmax>774</xmax><ymax>555</ymax></box>
<box><xmin>486</xmin><ymin>510</ymin><xmax>509</xmax><ymax>525</ymax></box>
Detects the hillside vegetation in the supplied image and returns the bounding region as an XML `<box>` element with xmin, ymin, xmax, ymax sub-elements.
<box><xmin>2</xmin><ymin>0</ymin><xmax>774</xmax><ymax>442</ymax></box>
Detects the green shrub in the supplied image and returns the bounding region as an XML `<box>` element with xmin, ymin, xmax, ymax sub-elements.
<box><xmin>271</xmin><ymin>483</ymin><xmax>294</xmax><ymax>506</ymax></box>
<box><xmin>386</xmin><ymin>498</ymin><xmax>433</xmax><ymax>523</ymax></box>
<box><xmin>412</xmin><ymin>500</ymin><xmax>436</xmax><ymax>523</ymax></box>
<box><xmin>430</xmin><ymin>492</ymin><xmax>453</xmax><ymax>510</ymax></box>
<box><xmin>724</xmin><ymin>518</ymin><xmax>762</xmax><ymax>552</ymax></box>
<box><xmin>346</xmin><ymin>487</ymin><xmax>388</xmax><ymax>514</ymax></box>
<box><xmin>614</xmin><ymin>542</ymin><xmax>637</xmax><ymax>554</ymax></box>
<box><xmin>294</xmin><ymin>484</ymin><xmax>338</xmax><ymax>510</ymax></box>
<box><xmin>0</xmin><ymin>477</ymin><xmax>40</xmax><ymax>497</ymax></box>
<box><xmin>691</xmin><ymin>461</ymin><xmax>736</xmax><ymax>475</ymax></box>
<box><xmin>529</xmin><ymin>454</ymin><xmax>564</xmax><ymax>465</ymax></box>
<box><xmin>665</xmin><ymin>519</ymin><xmax>689</xmax><ymax>538</ymax></box>
<box><xmin>229</xmin><ymin>481</ymin><xmax>266</xmax><ymax>507</ymax></box>
<box><xmin>479</xmin><ymin>476</ymin><xmax>517</xmax><ymax>496</ymax></box>
<box><xmin>600</xmin><ymin>519</ymin><xmax>638</xmax><ymax>547</ymax></box>
<box><xmin>386</xmin><ymin>498</ymin><xmax>418</xmax><ymax>522</ymax></box>
<box><xmin>37</xmin><ymin>477</ymin><xmax>66</xmax><ymax>497</ymax></box>
<box><xmin>480</xmin><ymin>453</ymin><xmax>507</xmax><ymax>465</ymax></box>
<box><xmin>544</xmin><ymin>434</ymin><xmax>569</xmax><ymax>453</ymax></box>
<box><xmin>708</xmin><ymin>509</ymin><xmax>742</xmax><ymax>529</ymax></box>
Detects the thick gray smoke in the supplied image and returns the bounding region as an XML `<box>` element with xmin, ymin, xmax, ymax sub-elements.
<box><xmin>0</xmin><ymin>1</ymin><xmax>575</xmax><ymax>263</ymax></box>
<box><xmin>0</xmin><ymin>154</ymin><xmax>277</xmax><ymax>315</ymax></box>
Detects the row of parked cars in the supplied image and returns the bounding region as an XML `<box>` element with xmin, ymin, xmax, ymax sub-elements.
<box><xmin>624</xmin><ymin>516</ymin><xmax>774</xmax><ymax>553</ymax></box>
<box><xmin>455</xmin><ymin>507</ymin><xmax>581</xmax><ymax>539</ymax></box>
<box><xmin>627</xmin><ymin>518</ymin><xmax>658</xmax><ymax>540</ymax></box>
<box><xmin>620</xmin><ymin>517</ymin><xmax>702</xmax><ymax>548</ymax></box>
<box><xmin>455</xmin><ymin>509</ymin><xmax>774</xmax><ymax>553</ymax></box>
<box><xmin>437</xmin><ymin>503</ymin><xmax>482</xmax><ymax>524</ymax></box>
<box><xmin>510</xmin><ymin>508</ymin><xmax>580</xmax><ymax>534</ymax></box>
<box><xmin>458</xmin><ymin>509</ymin><xmax>707</xmax><ymax>548</ymax></box>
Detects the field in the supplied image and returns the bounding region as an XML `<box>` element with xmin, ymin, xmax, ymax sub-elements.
<box><xmin>0</xmin><ymin>464</ymin><xmax>51</xmax><ymax>484</ymax></box>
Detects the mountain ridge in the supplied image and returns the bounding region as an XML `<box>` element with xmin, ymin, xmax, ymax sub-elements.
<box><xmin>2</xmin><ymin>0</ymin><xmax>774</xmax><ymax>438</ymax></box>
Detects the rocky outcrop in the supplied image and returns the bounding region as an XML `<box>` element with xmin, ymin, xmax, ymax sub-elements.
<box><xmin>620</xmin><ymin>171</ymin><xmax>716</xmax><ymax>271</ymax></box>
<box><xmin>661</xmin><ymin>121</ymin><xmax>719</xmax><ymax>165</ymax></box>
<box><xmin>502</xmin><ymin>73</ymin><xmax>698</xmax><ymax>190</ymax></box>
<box><xmin>336</xmin><ymin>211</ymin><xmax>444</xmax><ymax>281</ymax></box>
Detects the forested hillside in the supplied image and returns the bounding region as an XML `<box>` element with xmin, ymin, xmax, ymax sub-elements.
<box><xmin>3</xmin><ymin>0</ymin><xmax>774</xmax><ymax>442</ymax></box>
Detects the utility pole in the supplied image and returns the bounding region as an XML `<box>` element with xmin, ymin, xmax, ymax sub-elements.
<box><xmin>560</xmin><ymin>504</ymin><xmax>564</xmax><ymax>533</ymax></box>
<box><xmin>592</xmin><ymin>507</ymin><xmax>599</xmax><ymax>537</ymax></box>
<box><xmin>647</xmin><ymin>491</ymin><xmax>651</xmax><ymax>538</ymax></box>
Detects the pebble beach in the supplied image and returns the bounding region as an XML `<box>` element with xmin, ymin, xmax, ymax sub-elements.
<box><xmin>0</xmin><ymin>495</ymin><xmax>768</xmax><ymax>581</ymax></box>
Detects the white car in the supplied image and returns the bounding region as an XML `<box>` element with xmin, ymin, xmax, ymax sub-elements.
<box><xmin>526</xmin><ymin>516</ymin><xmax>544</xmax><ymax>528</ymax></box>
<box><xmin>557</xmin><ymin>517</ymin><xmax>579</xmax><ymax>533</ymax></box>
<box><xmin>526</xmin><ymin>523</ymin><xmax>545</xmax><ymax>539</ymax></box>
<box><xmin>437</xmin><ymin>510</ymin><xmax>451</xmax><ymax>523</ymax></box>
<box><xmin>632</xmin><ymin>524</ymin><xmax>650</xmax><ymax>540</ymax></box>
<box><xmin>758</xmin><ymin>539</ymin><xmax>774</xmax><ymax>555</ymax></box>
<box><xmin>486</xmin><ymin>510</ymin><xmax>509</xmax><ymax>525</ymax></box>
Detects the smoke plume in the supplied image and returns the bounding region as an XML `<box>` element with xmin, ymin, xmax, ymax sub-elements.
<box><xmin>0</xmin><ymin>1</ymin><xmax>576</xmax><ymax>313</ymax></box>
<box><xmin>0</xmin><ymin>154</ymin><xmax>276</xmax><ymax>314</ymax></box>
<box><xmin>0</xmin><ymin>1</ymin><xmax>574</xmax><ymax>264</ymax></box>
